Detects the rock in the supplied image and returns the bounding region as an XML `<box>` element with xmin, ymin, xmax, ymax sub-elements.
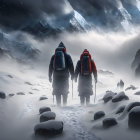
<box><xmin>103</xmin><ymin>118</ymin><xmax>118</xmax><ymax>128</ymax></box>
<box><xmin>128</xmin><ymin>106</ymin><xmax>140</xmax><ymax>129</ymax></box>
<box><xmin>29</xmin><ymin>92</ymin><xmax>33</xmax><ymax>94</ymax></box>
<box><xmin>135</xmin><ymin>64</ymin><xmax>140</xmax><ymax>77</ymax></box>
<box><xmin>32</xmin><ymin>88</ymin><xmax>39</xmax><ymax>91</ymax></box>
<box><xmin>25</xmin><ymin>82</ymin><xmax>32</xmax><ymax>85</ymax></box>
<box><xmin>34</xmin><ymin>120</ymin><xmax>63</xmax><ymax>136</ymax></box>
<box><xmin>134</xmin><ymin>91</ymin><xmax>140</xmax><ymax>95</ymax></box>
<box><xmin>39</xmin><ymin>107</ymin><xmax>51</xmax><ymax>114</ymax></box>
<box><xmin>0</xmin><ymin>91</ymin><xmax>6</xmax><ymax>99</ymax></box>
<box><xmin>132</xmin><ymin>49</ymin><xmax>140</xmax><ymax>69</ymax></box>
<box><xmin>126</xmin><ymin>102</ymin><xmax>140</xmax><ymax>112</ymax></box>
<box><xmin>94</xmin><ymin>111</ymin><xmax>105</xmax><ymax>120</ymax></box>
<box><xmin>40</xmin><ymin>112</ymin><xmax>56</xmax><ymax>122</ymax></box>
<box><xmin>7</xmin><ymin>75</ymin><xmax>13</xmax><ymax>78</ymax></box>
<box><xmin>40</xmin><ymin>96</ymin><xmax>48</xmax><ymax>101</ymax></box>
<box><xmin>9</xmin><ymin>93</ymin><xmax>15</xmax><ymax>97</ymax></box>
<box><xmin>103</xmin><ymin>91</ymin><xmax>117</xmax><ymax>103</ymax></box>
<box><xmin>116</xmin><ymin>105</ymin><xmax>125</xmax><ymax>114</ymax></box>
<box><xmin>117</xmin><ymin>79</ymin><xmax>124</xmax><ymax>89</ymax></box>
<box><xmin>125</xmin><ymin>85</ymin><xmax>137</xmax><ymax>91</ymax></box>
<box><xmin>17</xmin><ymin>92</ymin><xmax>25</xmax><ymax>95</ymax></box>
<box><xmin>112</xmin><ymin>92</ymin><xmax>129</xmax><ymax>102</ymax></box>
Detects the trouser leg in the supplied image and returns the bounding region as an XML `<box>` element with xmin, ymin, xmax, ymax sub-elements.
<box><xmin>63</xmin><ymin>94</ymin><xmax>68</xmax><ymax>106</ymax></box>
<box><xmin>80</xmin><ymin>96</ymin><xmax>85</xmax><ymax>105</ymax></box>
<box><xmin>56</xmin><ymin>95</ymin><xmax>61</xmax><ymax>106</ymax></box>
<box><xmin>86</xmin><ymin>96</ymin><xmax>90</xmax><ymax>105</ymax></box>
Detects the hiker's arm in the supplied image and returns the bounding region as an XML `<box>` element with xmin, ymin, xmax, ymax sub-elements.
<box><xmin>91</xmin><ymin>59</ymin><xmax>97</xmax><ymax>82</ymax></box>
<box><xmin>67</xmin><ymin>55</ymin><xmax>74</xmax><ymax>80</ymax></box>
<box><xmin>48</xmin><ymin>55</ymin><xmax>54</xmax><ymax>82</ymax></box>
<box><xmin>75</xmin><ymin>61</ymin><xmax>81</xmax><ymax>82</ymax></box>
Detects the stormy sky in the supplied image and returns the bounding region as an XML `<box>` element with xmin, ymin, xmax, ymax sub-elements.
<box><xmin>0</xmin><ymin>0</ymin><xmax>72</xmax><ymax>30</ymax></box>
<box><xmin>0</xmin><ymin>0</ymin><xmax>140</xmax><ymax>32</ymax></box>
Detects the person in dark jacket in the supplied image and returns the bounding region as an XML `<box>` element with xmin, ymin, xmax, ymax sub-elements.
<box><xmin>49</xmin><ymin>42</ymin><xmax>74</xmax><ymax>106</ymax></box>
<box><xmin>75</xmin><ymin>49</ymin><xmax>97</xmax><ymax>105</ymax></box>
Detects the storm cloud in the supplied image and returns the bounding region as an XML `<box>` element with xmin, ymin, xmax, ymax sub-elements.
<box><xmin>0</xmin><ymin>0</ymin><xmax>72</xmax><ymax>30</ymax></box>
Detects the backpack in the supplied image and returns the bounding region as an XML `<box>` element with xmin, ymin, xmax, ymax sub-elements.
<box><xmin>53</xmin><ymin>47</ymin><xmax>66</xmax><ymax>71</ymax></box>
<box><xmin>80</xmin><ymin>50</ymin><xmax>92</xmax><ymax>75</ymax></box>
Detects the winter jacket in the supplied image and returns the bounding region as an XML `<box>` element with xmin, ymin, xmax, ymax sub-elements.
<box><xmin>75</xmin><ymin>59</ymin><xmax>97</xmax><ymax>96</ymax></box>
<box><xmin>49</xmin><ymin>52</ymin><xmax>74</xmax><ymax>95</ymax></box>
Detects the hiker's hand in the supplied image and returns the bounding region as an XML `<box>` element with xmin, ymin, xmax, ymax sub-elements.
<box><xmin>49</xmin><ymin>77</ymin><xmax>52</xmax><ymax>83</ymax></box>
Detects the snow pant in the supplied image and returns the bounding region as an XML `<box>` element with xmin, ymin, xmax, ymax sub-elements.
<box><xmin>56</xmin><ymin>94</ymin><xmax>68</xmax><ymax>106</ymax></box>
<box><xmin>80</xmin><ymin>95</ymin><xmax>90</xmax><ymax>105</ymax></box>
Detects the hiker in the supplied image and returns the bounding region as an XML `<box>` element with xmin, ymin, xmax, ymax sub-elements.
<box><xmin>49</xmin><ymin>42</ymin><xmax>74</xmax><ymax>106</ymax></box>
<box><xmin>117</xmin><ymin>79</ymin><xmax>124</xmax><ymax>89</ymax></box>
<box><xmin>75</xmin><ymin>49</ymin><xmax>97</xmax><ymax>105</ymax></box>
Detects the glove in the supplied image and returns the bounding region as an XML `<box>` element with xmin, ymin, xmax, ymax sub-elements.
<box><xmin>49</xmin><ymin>77</ymin><xmax>52</xmax><ymax>83</ymax></box>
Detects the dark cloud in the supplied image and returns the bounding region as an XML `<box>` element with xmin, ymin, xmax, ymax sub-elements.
<box><xmin>0</xmin><ymin>0</ymin><xmax>71</xmax><ymax>30</ymax></box>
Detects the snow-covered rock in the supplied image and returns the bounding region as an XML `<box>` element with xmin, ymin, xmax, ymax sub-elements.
<box><xmin>17</xmin><ymin>92</ymin><xmax>25</xmax><ymax>95</ymax></box>
<box><xmin>34</xmin><ymin>120</ymin><xmax>63</xmax><ymax>136</ymax></box>
<box><xmin>40</xmin><ymin>111</ymin><xmax>56</xmax><ymax>122</ymax></box>
<box><xmin>94</xmin><ymin>111</ymin><xmax>105</xmax><ymax>120</ymax></box>
<box><xmin>0</xmin><ymin>91</ymin><xmax>6</xmax><ymax>99</ymax></box>
<box><xmin>128</xmin><ymin>106</ymin><xmax>140</xmax><ymax>129</ymax></box>
<box><xmin>125</xmin><ymin>85</ymin><xmax>137</xmax><ymax>91</ymax></box>
<box><xmin>135</xmin><ymin>64</ymin><xmax>140</xmax><ymax>77</ymax></box>
<box><xmin>9</xmin><ymin>93</ymin><xmax>15</xmax><ymax>97</ymax></box>
<box><xmin>39</xmin><ymin>96</ymin><xmax>48</xmax><ymax>101</ymax></box>
<box><xmin>126</xmin><ymin>102</ymin><xmax>140</xmax><ymax>112</ymax></box>
<box><xmin>116</xmin><ymin>105</ymin><xmax>125</xmax><ymax>114</ymax></box>
<box><xmin>25</xmin><ymin>82</ymin><xmax>32</xmax><ymax>85</ymax></box>
<box><xmin>134</xmin><ymin>91</ymin><xmax>140</xmax><ymax>95</ymax></box>
<box><xmin>103</xmin><ymin>118</ymin><xmax>118</xmax><ymax>128</ymax></box>
<box><xmin>7</xmin><ymin>75</ymin><xmax>13</xmax><ymax>78</ymax></box>
<box><xmin>112</xmin><ymin>92</ymin><xmax>129</xmax><ymax>102</ymax></box>
<box><xmin>39</xmin><ymin>107</ymin><xmax>51</xmax><ymax>114</ymax></box>
<box><xmin>103</xmin><ymin>91</ymin><xmax>117</xmax><ymax>103</ymax></box>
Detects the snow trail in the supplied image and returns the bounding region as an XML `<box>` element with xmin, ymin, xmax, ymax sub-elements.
<box><xmin>58</xmin><ymin>105</ymin><xmax>99</xmax><ymax>140</ymax></box>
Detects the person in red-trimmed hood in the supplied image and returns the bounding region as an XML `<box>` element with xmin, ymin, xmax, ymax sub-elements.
<box><xmin>75</xmin><ymin>49</ymin><xmax>97</xmax><ymax>105</ymax></box>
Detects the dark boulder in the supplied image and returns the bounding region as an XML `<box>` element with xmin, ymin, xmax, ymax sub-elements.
<box><xmin>103</xmin><ymin>118</ymin><xmax>118</xmax><ymax>128</ymax></box>
<box><xmin>135</xmin><ymin>64</ymin><xmax>140</xmax><ymax>77</ymax></box>
<box><xmin>17</xmin><ymin>92</ymin><xmax>25</xmax><ymax>95</ymax></box>
<box><xmin>103</xmin><ymin>91</ymin><xmax>117</xmax><ymax>103</ymax></box>
<box><xmin>134</xmin><ymin>91</ymin><xmax>140</xmax><ymax>95</ymax></box>
<box><xmin>0</xmin><ymin>91</ymin><xmax>6</xmax><ymax>99</ymax></box>
<box><xmin>9</xmin><ymin>93</ymin><xmax>15</xmax><ymax>97</ymax></box>
<box><xmin>39</xmin><ymin>96</ymin><xmax>48</xmax><ymax>101</ymax></box>
<box><xmin>125</xmin><ymin>85</ymin><xmax>137</xmax><ymax>91</ymax></box>
<box><xmin>40</xmin><ymin>111</ymin><xmax>56</xmax><ymax>122</ymax></box>
<box><xmin>116</xmin><ymin>105</ymin><xmax>125</xmax><ymax>114</ymax></box>
<box><xmin>128</xmin><ymin>106</ymin><xmax>140</xmax><ymax>129</ymax></box>
<box><xmin>126</xmin><ymin>102</ymin><xmax>140</xmax><ymax>112</ymax></box>
<box><xmin>112</xmin><ymin>92</ymin><xmax>129</xmax><ymax>103</ymax></box>
<box><xmin>132</xmin><ymin>49</ymin><xmax>140</xmax><ymax>69</ymax></box>
<box><xmin>39</xmin><ymin>107</ymin><xmax>51</xmax><ymax>114</ymax></box>
<box><xmin>94</xmin><ymin>111</ymin><xmax>105</xmax><ymax>120</ymax></box>
<box><xmin>34</xmin><ymin>120</ymin><xmax>63</xmax><ymax>136</ymax></box>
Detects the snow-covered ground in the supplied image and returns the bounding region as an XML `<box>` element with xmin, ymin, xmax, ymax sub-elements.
<box><xmin>0</xmin><ymin>59</ymin><xmax>140</xmax><ymax>140</ymax></box>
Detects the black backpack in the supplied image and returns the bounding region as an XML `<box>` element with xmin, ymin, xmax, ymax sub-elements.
<box><xmin>53</xmin><ymin>47</ymin><xmax>66</xmax><ymax>71</ymax></box>
<box><xmin>80</xmin><ymin>50</ymin><xmax>92</xmax><ymax>75</ymax></box>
